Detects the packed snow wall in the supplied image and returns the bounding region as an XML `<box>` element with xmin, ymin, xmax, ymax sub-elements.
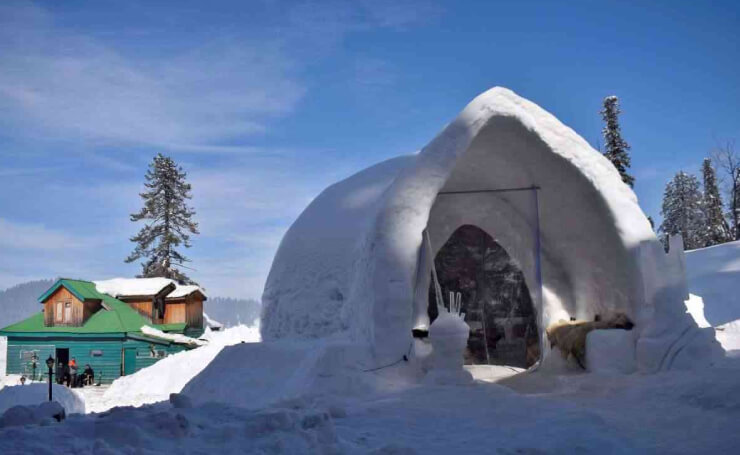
<box><xmin>262</xmin><ymin>87</ymin><xmax>715</xmax><ymax>370</ymax></box>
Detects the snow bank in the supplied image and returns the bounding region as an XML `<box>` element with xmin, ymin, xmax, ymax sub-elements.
<box><xmin>94</xmin><ymin>277</ymin><xmax>206</xmax><ymax>299</ymax></box>
<box><xmin>262</xmin><ymin>86</ymin><xmax>705</xmax><ymax>372</ymax></box>
<box><xmin>94</xmin><ymin>324</ymin><xmax>259</xmax><ymax>412</ymax></box>
<box><xmin>0</xmin><ymin>396</ymin><xmax>342</xmax><ymax>454</ymax></box>
<box><xmin>686</xmin><ymin>240</ymin><xmax>740</xmax><ymax>327</ymax></box>
<box><xmin>0</xmin><ymin>383</ymin><xmax>84</xmax><ymax>415</ymax></box>
<box><xmin>182</xmin><ymin>338</ymin><xmax>419</xmax><ymax>410</ymax></box>
<box><xmin>683</xmin><ymin>240</ymin><xmax>740</xmax><ymax>353</ymax></box>
<box><xmin>0</xmin><ymin>401</ymin><xmax>66</xmax><ymax>428</ymax></box>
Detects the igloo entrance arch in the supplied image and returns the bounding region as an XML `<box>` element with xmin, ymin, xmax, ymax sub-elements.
<box><xmin>412</xmin><ymin>185</ymin><xmax>545</xmax><ymax>368</ymax></box>
<box><xmin>426</xmin><ymin>224</ymin><xmax>541</xmax><ymax>368</ymax></box>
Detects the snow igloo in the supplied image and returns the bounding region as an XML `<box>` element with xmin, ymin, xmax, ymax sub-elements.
<box><xmin>262</xmin><ymin>87</ymin><xmax>719</xmax><ymax>373</ymax></box>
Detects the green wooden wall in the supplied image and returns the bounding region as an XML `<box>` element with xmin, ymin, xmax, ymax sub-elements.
<box><xmin>5</xmin><ymin>336</ymin><xmax>186</xmax><ymax>384</ymax></box>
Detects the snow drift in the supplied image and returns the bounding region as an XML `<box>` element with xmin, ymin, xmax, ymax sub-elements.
<box><xmin>93</xmin><ymin>324</ymin><xmax>260</xmax><ymax>412</ymax></box>
<box><xmin>0</xmin><ymin>383</ymin><xmax>84</xmax><ymax>415</ymax></box>
<box><xmin>262</xmin><ymin>86</ymin><xmax>718</xmax><ymax>370</ymax></box>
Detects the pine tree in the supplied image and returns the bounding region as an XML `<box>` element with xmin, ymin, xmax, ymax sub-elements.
<box><xmin>659</xmin><ymin>171</ymin><xmax>705</xmax><ymax>250</ymax></box>
<box><xmin>601</xmin><ymin>96</ymin><xmax>634</xmax><ymax>187</ymax></box>
<box><xmin>701</xmin><ymin>158</ymin><xmax>731</xmax><ymax>246</ymax></box>
<box><xmin>125</xmin><ymin>153</ymin><xmax>199</xmax><ymax>284</ymax></box>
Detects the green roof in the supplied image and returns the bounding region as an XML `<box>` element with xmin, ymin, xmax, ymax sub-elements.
<box><xmin>38</xmin><ymin>278</ymin><xmax>107</xmax><ymax>303</ymax></box>
<box><xmin>1</xmin><ymin>279</ymin><xmax>183</xmax><ymax>336</ymax></box>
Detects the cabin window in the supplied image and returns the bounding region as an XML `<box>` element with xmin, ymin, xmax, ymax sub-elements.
<box><xmin>64</xmin><ymin>302</ymin><xmax>72</xmax><ymax>322</ymax></box>
<box><xmin>55</xmin><ymin>302</ymin><xmax>63</xmax><ymax>322</ymax></box>
<box><xmin>90</xmin><ymin>350</ymin><xmax>103</xmax><ymax>357</ymax></box>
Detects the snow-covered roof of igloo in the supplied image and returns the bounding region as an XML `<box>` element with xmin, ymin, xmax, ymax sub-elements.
<box><xmin>261</xmin><ymin>87</ymin><xmax>662</xmax><ymax>363</ymax></box>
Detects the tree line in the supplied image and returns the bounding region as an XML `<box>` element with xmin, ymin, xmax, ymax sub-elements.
<box><xmin>600</xmin><ymin>95</ymin><xmax>738</xmax><ymax>251</ymax></box>
<box><xmin>658</xmin><ymin>142</ymin><xmax>739</xmax><ymax>250</ymax></box>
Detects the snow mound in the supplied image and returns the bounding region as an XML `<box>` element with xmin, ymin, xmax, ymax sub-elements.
<box><xmin>93</xmin><ymin>277</ymin><xmax>206</xmax><ymax>299</ymax></box>
<box><xmin>0</xmin><ymin>383</ymin><xmax>84</xmax><ymax>415</ymax></box>
<box><xmin>0</xmin><ymin>401</ymin><xmax>66</xmax><ymax>428</ymax></box>
<box><xmin>94</xmin><ymin>324</ymin><xmax>259</xmax><ymax>412</ymax></box>
<box><xmin>0</xmin><ymin>398</ymin><xmax>341</xmax><ymax>454</ymax></box>
<box><xmin>182</xmin><ymin>339</ymin><xmax>419</xmax><ymax>410</ymax></box>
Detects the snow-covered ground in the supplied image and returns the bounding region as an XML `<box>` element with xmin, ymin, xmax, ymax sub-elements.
<box><xmin>686</xmin><ymin>240</ymin><xmax>740</xmax><ymax>352</ymax></box>
<box><xmin>2</xmin><ymin>242</ymin><xmax>740</xmax><ymax>453</ymax></box>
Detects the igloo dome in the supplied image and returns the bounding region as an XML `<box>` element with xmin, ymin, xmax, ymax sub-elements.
<box><xmin>261</xmin><ymin>87</ymin><xmax>717</xmax><ymax>371</ymax></box>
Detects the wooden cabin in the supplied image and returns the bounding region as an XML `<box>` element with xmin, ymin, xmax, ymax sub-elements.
<box><xmin>94</xmin><ymin>278</ymin><xmax>206</xmax><ymax>336</ymax></box>
<box><xmin>0</xmin><ymin>278</ymin><xmax>204</xmax><ymax>383</ymax></box>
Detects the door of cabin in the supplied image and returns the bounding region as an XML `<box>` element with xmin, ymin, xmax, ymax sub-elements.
<box><xmin>55</xmin><ymin>348</ymin><xmax>69</xmax><ymax>384</ymax></box>
<box><xmin>122</xmin><ymin>348</ymin><xmax>136</xmax><ymax>376</ymax></box>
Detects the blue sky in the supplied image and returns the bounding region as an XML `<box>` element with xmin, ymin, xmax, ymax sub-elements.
<box><xmin>1</xmin><ymin>0</ymin><xmax>739</xmax><ymax>298</ymax></box>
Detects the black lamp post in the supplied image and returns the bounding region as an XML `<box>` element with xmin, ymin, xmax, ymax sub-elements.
<box><xmin>45</xmin><ymin>355</ymin><xmax>55</xmax><ymax>402</ymax></box>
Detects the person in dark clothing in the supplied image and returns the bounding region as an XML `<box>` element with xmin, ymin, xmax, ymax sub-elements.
<box><xmin>56</xmin><ymin>361</ymin><xmax>65</xmax><ymax>385</ymax></box>
<box><xmin>60</xmin><ymin>362</ymin><xmax>70</xmax><ymax>386</ymax></box>
<box><xmin>82</xmin><ymin>364</ymin><xmax>95</xmax><ymax>386</ymax></box>
<box><xmin>68</xmin><ymin>358</ymin><xmax>78</xmax><ymax>387</ymax></box>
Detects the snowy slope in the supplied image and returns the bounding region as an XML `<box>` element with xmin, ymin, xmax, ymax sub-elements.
<box><xmin>686</xmin><ymin>240</ymin><xmax>740</xmax><ymax>351</ymax></box>
<box><xmin>686</xmin><ymin>240</ymin><xmax>740</xmax><ymax>326</ymax></box>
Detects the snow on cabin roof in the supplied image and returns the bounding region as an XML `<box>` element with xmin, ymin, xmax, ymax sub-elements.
<box><xmin>93</xmin><ymin>277</ymin><xmax>206</xmax><ymax>300</ymax></box>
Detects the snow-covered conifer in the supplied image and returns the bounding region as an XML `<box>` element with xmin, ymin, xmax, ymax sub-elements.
<box><xmin>701</xmin><ymin>158</ymin><xmax>731</xmax><ymax>246</ymax></box>
<box><xmin>125</xmin><ymin>154</ymin><xmax>199</xmax><ymax>284</ymax></box>
<box><xmin>601</xmin><ymin>96</ymin><xmax>634</xmax><ymax>187</ymax></box>
<box><xmin>659</xmin><ymin>172</ymin><xmax>705</xmax><ymax>250</ymax></box>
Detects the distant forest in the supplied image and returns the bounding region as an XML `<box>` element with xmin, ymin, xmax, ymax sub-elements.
<box><xmin>0</xmin><ymin>279</ymin><xmax>55</xmax><ymax>329</ymax></box>
<box><xmin>0</xmin><ymin>280</ymin><xmax>260</xmax><ymax>329</ymax></box>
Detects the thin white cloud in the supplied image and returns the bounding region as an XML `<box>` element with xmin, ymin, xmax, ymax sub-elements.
<box><xmin>0</xmin><ymin>2</ymin><xmax>304</xmax><ymax>152</ymax></box>
<box><xmin>0</xmin><ymin>218</ymin><xmax>85</xmax><ymax>250</ymax></box>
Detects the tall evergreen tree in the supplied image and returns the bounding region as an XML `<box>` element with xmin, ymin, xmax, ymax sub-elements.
<box><xmin>701</xmin><ymin>158</ymin><xmax>731</xmax><ymax>246</ymax></box>
<box><xmin>125</xmin><ymin>153</ymin><xmax>199</xmax><ymax>284</ymax></box>
<box><xmin>601</xmin><ymin>96</ymin><xmax>634</xmax><ymax>187</ymax></box>
<box><xmin>659</xmin><ymin>171</ymin><xmax>705</xmax><ymax>250</ymax></box>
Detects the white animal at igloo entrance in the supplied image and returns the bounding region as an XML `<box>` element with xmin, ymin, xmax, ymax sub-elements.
<box><xmin>261</xmin><ymin>87</ymin><xmax>721</xmax><ymax>373</ymax></box>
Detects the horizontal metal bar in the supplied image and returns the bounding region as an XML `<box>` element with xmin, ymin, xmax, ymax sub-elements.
<box><xmin>436</xmin><ymin>185</ymin><xmax>541</xmax><ymax>195</ymax></box>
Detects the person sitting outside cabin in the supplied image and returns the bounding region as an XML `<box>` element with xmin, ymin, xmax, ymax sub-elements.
<box><xmin>68</xmin><ymin>358</ymin><xmax>78</xmax><ymax>388</ymax></box>
<box><xmin>82</xmin><ymin>364</ymin><xmax>95</xmax><ymax>386</ymax></box>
